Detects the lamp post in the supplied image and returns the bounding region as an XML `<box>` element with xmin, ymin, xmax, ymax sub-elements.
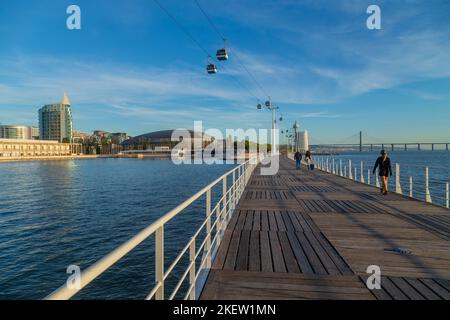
<box><xmin>293</xmin><ymin>121</ymin><xmax>299</xmax><ymax>152</ymax></box>
<box><xmin>257</xmin><ymin>97</ymin><xmax>279</xmax><ymax>155</ymax></box>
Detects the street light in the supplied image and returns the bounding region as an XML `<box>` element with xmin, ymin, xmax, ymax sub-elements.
<box><xmin>293</xmin><ymin>120</ymin><xmax>299</xmax><ymax>152</ymax></box>
<box><xmin>257</xmin><ymin>97</ymin><xmax>279</xmax><ymax>155</ymax></box>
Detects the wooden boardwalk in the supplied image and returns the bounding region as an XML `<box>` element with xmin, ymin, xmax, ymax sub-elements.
<box><xmin>201</xmin><ymin>157</ymin><xmax>450</xmax><ymax>300</ymax></box>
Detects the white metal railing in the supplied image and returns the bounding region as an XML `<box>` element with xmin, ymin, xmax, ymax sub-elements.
<box><xmin>312</xmin><ymin>156</ymin><xmax>449</xmax><ymax>209</ymax></box>
<box><xmin>45</xmin><ymin>157</ymin><xmax>259</xmax><ymax>300</ymax></box>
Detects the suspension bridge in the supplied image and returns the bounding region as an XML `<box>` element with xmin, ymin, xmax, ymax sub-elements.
<box><xmin>310</xmin><ymin>131</ymin><xmax>450</xmax><ymax>152</ymax></box>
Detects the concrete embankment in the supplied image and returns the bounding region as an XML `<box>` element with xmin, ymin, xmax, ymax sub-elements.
<box><xmin>0</xmin><ymin>155</ymin><xmax>118</xmax><ymax>163</ymax></box>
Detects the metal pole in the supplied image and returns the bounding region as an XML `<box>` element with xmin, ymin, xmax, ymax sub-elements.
<box><xmin>354</xmin><ymin>167</ymin><xmax>357</xmax><ymax>182</ymax></box>
<box><xmin>272</xmin><ymin>107</ymin><xmax>276</xmax><ymax>155</ymax></box>
<box><xmin>446</xmin><ymin>182</ymin><xmax>449</xmax><ymax>208</ymax></box>
<box><xmin>155</xmin><ymin>225</ymin><xmax>164</xmax><ymax>300</ymax></box>
<box><xmin>367</xmin><ymin>169</ymin><xmax>370</xmax><ymax>185</ymax></box>
<box><xmin>409</xmin><ymin>176</ymin><xmax>413</xmax><ymax>197</ymax></box>
<box><xmin>232</xmin><ymin>170</ymin><xmax>236</xmax><ymax>207</ymax></box>
<box><xmin>340</xmin><ymin>160</ymin><xmax>343</xmax><ymax>176</ymax></box>
<box><xmin>189</xmin><ymin>240</ymin><xmax>196</xmax><ymax>300</ymax></box>
<box><xmin>348</xmin><ymin>160</ymin><xmax>353</xmax><ymax>179</ymax></box>
<box><xmin>395</xmin><ymin>163</ymin><xmax>402</xmax><ymax>194</ymax></box>
<box><xmin>360</xmin><ymin>161</ymin><xmax>365</xmax><ymax>183</ymax></box>
<box><xmin>205</xmin><ymin>189</ymin><xmax>211</xmax><ymax>268</ymax></box>
<box><xmin>425</xmin><ymin>167</ymin><xmax>432</xmax><ymax>203</ymax></box>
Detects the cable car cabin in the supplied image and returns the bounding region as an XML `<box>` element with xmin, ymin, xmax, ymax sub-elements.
<box><xmin>207</xmin><ymin>64</ymin><xmax>217</xmax><ymax>74</ymax></box>
<box><xmin>216</xmin><ymin>48</ymin><xmax>228</xmax><ymax>61</ymax></box>
<box><xmin>257</xmin><ymin>104</ymin><xmax>262</xmax><ymax>109</ymax></box>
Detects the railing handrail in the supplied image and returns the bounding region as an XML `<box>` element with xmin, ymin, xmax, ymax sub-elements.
<box><xmin>45</xmin><ymin>158</ymin><xmax>258</xmax><ymax>300</ymax></box>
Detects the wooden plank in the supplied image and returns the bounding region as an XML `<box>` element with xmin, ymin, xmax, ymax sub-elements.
<box><xmin>359</xmin><ymin>275</ymin><xmax>392</xmax><ymax>300</ymax></box>
<box><xmin>260</xmin><ymin>231</ymin><xmax>273</xmax><ymax>272</ymax></box>
<box><xmin>275</xmin><ymin>211</ymin><xmax>287</xmax><ymax>231</ymax></box>
<box><xmin>311</xmin><ymin>232</ymin><xmax>353</xmax><ymax>275</ymax></box>
<box><xmin>248</xmin><ymin>231</ymin><xmax>260</xmax><ymax>271</ymax></box>
<box><xmin>389</xmin><ymin>277</ymin><xmax>425</xmax><ymax>300</ymax></box>
<box><xmin>261</xmin><ymin>210</ymin><xmax>269</xmax><ymax>231</ymax></box>
<box><xmin>268</xmin><ymin>211</ymin><xmax>278</xmax><ymax>231</ymax></box>
<box><xmin>286</xmin><ymin>231</ymin><xmax>314</xmax><ymax>274</ymax></box>
<box><xmin>303</xmin><ymin>231</ymin><xmax>340</xmax><ymax>275</ymax></box>
<box><xmin>269</xmin><ymin>231</ymin><xmax>287</xmax><ymax>272</ymax></box>
<box><xmin>244</xmin><ymin>210</ymin><xmax>254</xmax><ymax>230</ymax></box>
<box><xmin>404</xmin><ymin>278</ymin><xmax>441</xmax><ymax>300</ymax></box>
<box><xmin>287</xmin><ymin>211</ymin><xmax>303</xmax><ymax>231</ymax></box>
<box><xmin>212</xmin><ymin>229</ymin><xmax>233</xmax><ymax>270</ymax></box>
<box><xmin>380</xmin><ymin>277</ymin><xmax>409</xmax><ymax>300</ymax></box>
<box><xmin>253</xmin><ymin>210</ymin><xmax>261</xmax><ymax>231</ymax></box>
<box><xmin>235</xmin><ymin>210</ymin><xmax>246</xmax><ymax>231</ymax></box>
<box><xmin>223</xmin><ymin>229</ymin><xmax>242</xmax><ymax>270</ymax></box>
<box><xmin>278</xmin><ymin>232</ymin><xmax>300</xmax><ymax>273</ymax></box>
<box><xmin>420</xmin><ymin>279</ymin><xmax>450</xmax><ymax>300</ymax></box>
<box><xmin>295</xmin><ymin>232</ymin><xmax>327</xmax><ymax>275</ymax></box>
<box><xmin>235</xmin><ymin>230</ymin><xmax>251</xmax><ymax>271</ymax></box>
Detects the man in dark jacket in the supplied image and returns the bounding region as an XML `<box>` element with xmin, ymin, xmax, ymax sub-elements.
<box><xmin>294</xmin><ymin>151</ymin><xmax>302</xmax><ymax>169</ymax></box>
<box><xmin>373</xmin><ymin>150</ymin><xmax>392</xmax><ymax>195</ymax></box>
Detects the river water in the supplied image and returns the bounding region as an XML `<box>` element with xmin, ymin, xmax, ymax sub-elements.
<box><xmin>0</xmin><ymin>158</ymin><xmax>234</xmax><ymax>299</ymax></box>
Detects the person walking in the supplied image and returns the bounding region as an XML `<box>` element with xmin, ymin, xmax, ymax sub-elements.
<box><xmin>373</xmin><ymin>150</ymin><xmax>392</xmax><ymax>195</ymax></box>
<box><xmin>305</xmin><ymin>150</ymin><xmax>314</xmax><ymax>170</ymax></box>
<box><xmin>294</xmin><ymin>151</ymin><xmax>302</xmax><ymax>169</ymax></box>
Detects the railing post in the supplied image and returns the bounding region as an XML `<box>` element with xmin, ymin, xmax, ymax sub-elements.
<box><xmin>360</xmin><ymin>161</ymin><xmax>365</xmax><ymax>183</ymax></box>
<box><xmin>237</xmin><ymin>166</ymin><xmax>241</xmax><ymax>197</ymax></box>
<box><xmin>205</xmin><ymin>189</ymin><xmax>211</xmax><ymax>268</ymax></box>
<box><xmin>332</xmin><ymin>159</ymin><xmax>335</xmax><ymax>174</ymax></box>
<box><xmin>349</xmin><ymin>160</ymin><xmax>353</xmax><ymax>180</ymax></box>
<box><xmin>339</xmin><ymin>160</ymin><xmax>343</xmax><ymax>176</ymax></box>
<box><xmin>409</xmin><ymin>176</ymin><xmax>413</xmax><ymax>197</ymax></box>
<box><xmin>367</xmin><ymin>169</ymin><xmax>370</xmax><ymax>185</ymax></box>
<box><xmin>425</xmin><ymin>167</ymin><xmax>432</xmax><ymax>203</ymax></box>
<box><xmin>344</xmin><ymin>166</ymin><xmax>347</xmax><ymax>178</ymax></box>
<box><xmin>354</xmin><ymin>167</ymin><xmax>357</xmax><ymax>182</ymax></box>
<box><xmin>155</xmin><ymin>225</ymin><xmax>164</xmax><ymax>300</ymax></box>
<box><xmin>395</xmin><ymin>163</ymin><xmax>402</xmax><ymax>195</ymax></box>
<box><xmin>223</xmin><ymin>176</ymin><xmax>227</xmax><ymax>219</ymax></box>
<box><xmin>189</xmin><ymin>239</ymin><xmax>196</xmax><ymax>300</ymax></box>
<box><xmin>232</xmin><ymin>170</ymin><xmax>236</xmax><ymax>207</ymax></box>
<box><xmin>326</xmin><ymin>158</ymin><xmax>329</xmax><ymax>173</ymax></box>
<box><xmin>446</xmin><ymin>182</ymin><xmax>449</xmax><ymax>208</ymax></box>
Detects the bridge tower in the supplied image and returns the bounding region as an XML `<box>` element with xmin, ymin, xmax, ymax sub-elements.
<box><xmin>359</xmin><ymin>131</ymin><xmax>362</xmax><ymax>152</ymax></box>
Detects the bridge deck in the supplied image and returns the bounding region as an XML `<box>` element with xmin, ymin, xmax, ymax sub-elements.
<box><xmin>200</xmin><ymin>157</ymin><xmax>450</xmax><ymax>300</ymax></box>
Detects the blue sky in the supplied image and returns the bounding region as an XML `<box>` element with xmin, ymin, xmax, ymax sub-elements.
<box><xmin>1</xmin><ymin>0</ymin><xmax>450</xmax><ymax>143</ymax></box>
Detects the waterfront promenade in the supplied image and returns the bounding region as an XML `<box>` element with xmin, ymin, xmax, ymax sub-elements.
<box><xmin>201</xmin><ymin>157</ymin><xmax>450</xmax><ymax>300</ymax></box>
<box><xmin>0</xmin><ymin>154</ymin><xmax>115</xmax><ymax>162</ymax></box>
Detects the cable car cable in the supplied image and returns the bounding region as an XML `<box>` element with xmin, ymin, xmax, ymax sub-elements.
<box><xmin>193</xmin><ymin>0</ymin><xmax>271</xmax><ymax>98</ymax></box>
<box><xmin>152</xmin><ymin>0</ymin><xmax>262</xmax><ymax>101</ymax></box>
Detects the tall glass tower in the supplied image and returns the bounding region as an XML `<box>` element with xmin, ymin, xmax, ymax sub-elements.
<box><xmin>38</xmin><ymin>93</ymin><xmax>73</xmax><ymax>142</ymax></box>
